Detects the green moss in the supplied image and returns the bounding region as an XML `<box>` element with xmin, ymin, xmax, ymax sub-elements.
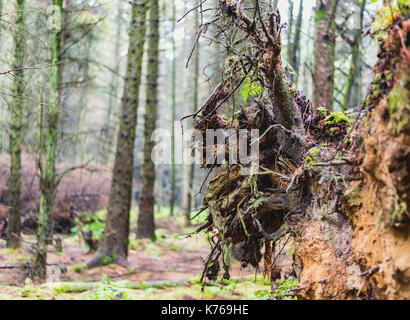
<box><xmin>345</xmin><ymin>185</ymin><xmax>362</xmax><ymax>207</ymax></box>
<box><xmin>317</xmin><ymin>107</ymin><xmax>328</xmax><ymax>116</ymax></box>
<box><xmin>21</xmin><ymin>286</ymin><xmax>38</xmax><ymax>297</ymax></box>
<box><xmin>387</xmin><ymin>85</ymin><xmax>410</xmax><ymax>133</ymax></box>
<box><xmin>126</xmin><ymin>268</ymin><xmax>137</xmax><ymax>275</ymax></box>
<box><xmin>168</xmin><ymin>244</ymin><xmax>182</xmax><ymax>252</ymax></box>
<box><xmin>390</xmin><ymin>195</ymin><xmax>408</xmax><ymax>226</ymax></box>
<box><xmin>52</xmin><ymin>283</ymin><xmax>92</xmax><ymax>294</ymax></box>
<box><xmin>309</xmin><ymin>148</ymin><xmax>320</xmax><ymax>157</ymax></box>
<box><xmin>315</xmin><ymin>8</ymin><xmax>326</xmax><ymax>21</ymax></box>
<box><xmin>371</xmin><ymin>5</ymin><xmax>399</xmax><ymax>39</ymax></box>
<box><xmin>374</xmin><ymin>73</ymin><xmax>382</xmax><ymax>84</ymax></box>
<box><xmin>71</xmin><ymin>263</ymin><xmax>88</xmax><ymax>273</ymax></box>
<box><xmin>5</xmin><ymin>255</ymin><xmax>29</xmax><ymax>265</ymax></box>
<box><xmin>325</xmin><ymin>112</ymin><xmax>351</xmax><ymax>125</ymax></box>
<box><xmin>102</xmin><ymin>254</ymin><xmax>116</xmax><ymax>265</ymax></box>
<box><xmin>373</xmin><ymin>84</ymin><xmax>381</xmax><ymax>96</ymax></box>
<box><xmin>2</xmin><ymin>248</ymin><xmax>23</xmax><ymax>255</ymax></box>
<box><xmin>397</xmin><ymin>0</ymin><xmax>410</xmax><ymax>15</ymax></box>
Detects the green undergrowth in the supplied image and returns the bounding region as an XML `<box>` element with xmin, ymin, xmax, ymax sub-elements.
<box><xmin>0</xmin><ymin>273</ymin><xmax>274</xmax><ymax>300</ymax></box>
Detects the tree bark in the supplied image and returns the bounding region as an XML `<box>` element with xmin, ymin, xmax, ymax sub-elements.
<box><xmin>86</xmin><ymin>0</ymin><xmax>148</xmax><ymax>267</ymax></box>
<box><xmin>136</xmin><ymin>0</ymin><xmax>160</xmax><ymax>240</ymax></box>
<box><xmin>182</xmin><ymin>0</ymin><xmax>200</xmax><ymax>226</ymax></box>
<box><xmin>342</xmin><ymin>0</ymin><xmax>366</xmax><ymax>111</ymax></box>
<box><xmin>75</xmin><ymin>38</ymin><xmax>92</xmax><ymax>163</ymax></box>
<box><xmin>169</xmin><ymin>0</ymin><xmax>176</xmax><ymax>216</ymax></box>
<box><xmin>7</xmin><ymin>0</ymin><xmax>26</xmax><ymax>248</ymax></box>
<box><xmin>34</xmin><ymin>0</ymin><xmax>64</xmax><ymax>279</ymax></box>
<box><xmin>289</xmin><ymin>0</ymin><xmax>303</xmax><ymax>83</ymax></box>
<box><xmin>313</xmin><ymin>0</ymin><xmax>338</xmax><ymax>111</ymax></box>
<box><xmin>99</xmin><ymin>0</ymin><xmax>124</xmax><ymax>165</ymax></box>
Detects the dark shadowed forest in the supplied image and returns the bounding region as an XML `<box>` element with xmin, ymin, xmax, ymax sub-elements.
<box><xmin>0</xmin><ymin>0</ymin><xmax>409</xmax><ymax>301</ymax></box>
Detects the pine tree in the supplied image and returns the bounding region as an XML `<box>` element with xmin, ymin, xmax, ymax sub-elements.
<box><xmin>86</xmin><ymin>0</ymin><xmax>148</xmax><ymax>267</ymax></box>
<box><xmin>7</xmin><ymin>0</ymin><xmax>26</xmax><ymax>248</ymax></box>
<box><xmin>169</xmin><ymin>0</ymin><xmax>176</xmax><ymax>216</ymax></box>
<box><xmin>342</xmin><ymin>0</ymin><xmax>366</xmax><ymax>110</ymax></box>
<box><xmin>313</xmin><ymin>0</ymin><xmax>338</xmax><ymax>111</ymax></box>
<box><xmin>137</xmin><ymin>0</ymin><xmax>160</xmax><ymax>239</ymax></box>
<box><xmin>34</xmin><ymin>0</ymin><xmax>64</xmax><ymax>278</ymax></box>
<box><xmin>182</xmin><ymin>0</ymin><xmax>200</xmax><ymax>226</ymax></box>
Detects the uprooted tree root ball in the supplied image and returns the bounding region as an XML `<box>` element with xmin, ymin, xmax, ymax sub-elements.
<box><xmin>188</xmin><ymin>1</ymin><xmax>410</xmax><ymax>299</ymax></box>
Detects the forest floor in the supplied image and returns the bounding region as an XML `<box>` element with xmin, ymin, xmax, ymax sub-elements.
<box><xmin>0</xmin><ymin>216</ymin><xmax>270</xmax><ymax>300</ymax></box>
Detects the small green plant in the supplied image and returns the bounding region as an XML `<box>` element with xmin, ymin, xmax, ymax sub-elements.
<box><xmin>102</xmin><ymin>254</ymin><xmax>116</xmax><ymax>266</ymax></box>
<box><xmin>252</xmin><ymin>289</ymin><xmax>272</xmax><ymax>300</ymax></box>
<box><xmin>317</xmin><ymin>107</ymin><xmax>328</xmax><ymax>116</ymax></box>
<box><xmin>168</xmin><ymin>244</ymin><xmax>182</xmax><ymax>252</ymax></box>
<box><xmin>71</xmin><ymin>263</ymin><xmax>88</xmax><ymax>274</ymax></box>
<box><xmin>85</xmin><ymin>274</ymin><xmax>137</xmax><ymax>300</ymax></box>
<box><xmin>70</xmin><ymin>214</ymin><xmax>105</xmax><ymax>253</ymax></box>
<box><xmin>305</xmin><ymin>147</ymin><xmax>321</xmax><ymax>168</ymax></box>
<box><xmin>273</xmin><ymin>276</ymin><xmax>299</xmax><ymax>300</ymax></box>
<box><xmin>21</xmin><ymin>286</ymin><xmax>38</xmax><ymax>298</ymax></box>
<box><xmin>241</xmin><ymin>75</ymin><xmax>262</xmax><ymax>103</ymax></box>
<box><xmin>390</xmin><ymin>195</ymin><xmax>408</xmax><ymax>226</ymax></box>
<box><xmin>154</xmin><ymin>228</ymin><xmax>168</xmax><ymax>240</ymax></box>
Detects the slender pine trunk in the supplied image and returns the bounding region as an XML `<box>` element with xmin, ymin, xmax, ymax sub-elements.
<box><xmin>169</xmin><ymin>0</ymin><xmax>176</xmax><ymax>216</ymax></box>
<box><xmin>313</xmin><ymin>0</ymin><xmax>338</xmax><ymax>111</ymax></box>
<box><xmin>183</xmin><ymin>1</ymin><xmax>199</xmax><ymax>226</ymax></box>
<box><xmin>86</xmin><ymin>1</ymin><xmax>148</xmax><ymax>267</ymax></box>
<box><xmin>272</xmin><ymin>0</ymin><xmax>278</xmax><ymax>11</ymax></box>
<box><xmin>290</xmin><ymin>0</ymin><xmax>303</xmax><ymax>83</ymax></box>
<box><xmin>100</xmin><ymin>0</ymin><xmax>123</xmax><ymax>164</ymax></box>
<box><xmin>34</xmin><ymin>0</ymin><xmax>64</xmax><ymax>279</ymax></box>
<box><xmin>75</xmin><ymin>38</ymin><xmax>92</xmax><ymax>163</ymax></box>
<box><xmin>287</xmin><ymin>0</ymin><xmax>294</xmax><ymax>66</ymax></box>
<box><xmin>137</xmin><ymin>0</ymin><xmax>160</xmax><ymax>240</ymax></box>
<box><xmin>342</xmin><ymin>0</ymin><xmax>366</xmax><ymax>111</ymax></box>
<box><xmin>7</xmin><ymin>0</ymin><xmax>26</xmax><ymax>248</ymax></box>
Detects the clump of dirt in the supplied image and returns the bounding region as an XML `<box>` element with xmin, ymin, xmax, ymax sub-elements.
<box><xmin>340</xmin><ymin>13</ymin><xmax>410</xmax><ymax>299</ymax></box>
<box><xmin>295</xmin><ymin>8</ymin><xmax>410</xmax><ymax>300</ymax></box>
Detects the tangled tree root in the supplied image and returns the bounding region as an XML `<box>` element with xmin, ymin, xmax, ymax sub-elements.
<box><xmin>188</xmin><ymin>1</ymin><xmax>410</xmax><ymax>300</ymax></box>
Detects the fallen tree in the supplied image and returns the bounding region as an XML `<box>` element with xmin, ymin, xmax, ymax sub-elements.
<box><xmin>0</xmin><ymin>154</ymin><xmax>111</xmax><ymax>236</ymax></box>
<box><xmin>190</xmin><ymin>1</ymin><xmax>410</xmax><ymax>299</ymax></box>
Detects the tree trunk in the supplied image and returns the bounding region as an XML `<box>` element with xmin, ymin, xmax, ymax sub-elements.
<box><xmin>342</xmin><ymin>0</ymin><xmax>366</xmax><ymax>111</ymax></box>
<box><xmin>182</xmin><ymin>0</ymin><xmax>200</xmax><ymax>226</ymax></box>
<box><xmin>169</xmin><ymin>0</ymin><xmax>176</xmax><ymax>216</ymax></box>
<box><xmin>86</xmin><ymin>0</ymin><xmax>148</xmax><ymax>268</ymax></box>
<box><xmin>313</xmin><ymin>0</ymin><xmax>338</xmax><ymax>111</ymax></box>
<box><xmin>99</xmin><ymin>0</ymin><xmax>123</xmax><ymax>165</ymax></box>
<box><xmin>75</xmin><ymin>38</ymin><xmax>92</xmax><ymax>163</ymax></box>
<box><xmin>287</xmin><ymin>0</ymin><xmax>294</xmax><ymax>67</ymax></box>
<box><xmin>137</xmin><ymin>0</ymin><xmax>160</xmax><ymax>240</ymax></box>
<box><xmin>271</xmin><ymin>0</ymin><xmax>278</xmax><ymax>11</ymax></box>
<box><xmin>7</xmin><ymin>0</ymin><xmax>25</xmax><ymax>248</ymax></box>
<box><xmin>289</xmin><ymin>0</ymin><xmax>303</xmax><ymax>83</ymax></box>
<box><xmin>34</xmin><ymin>0</ymin><xmax>64</xmax><ymax>279</ymax></box>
